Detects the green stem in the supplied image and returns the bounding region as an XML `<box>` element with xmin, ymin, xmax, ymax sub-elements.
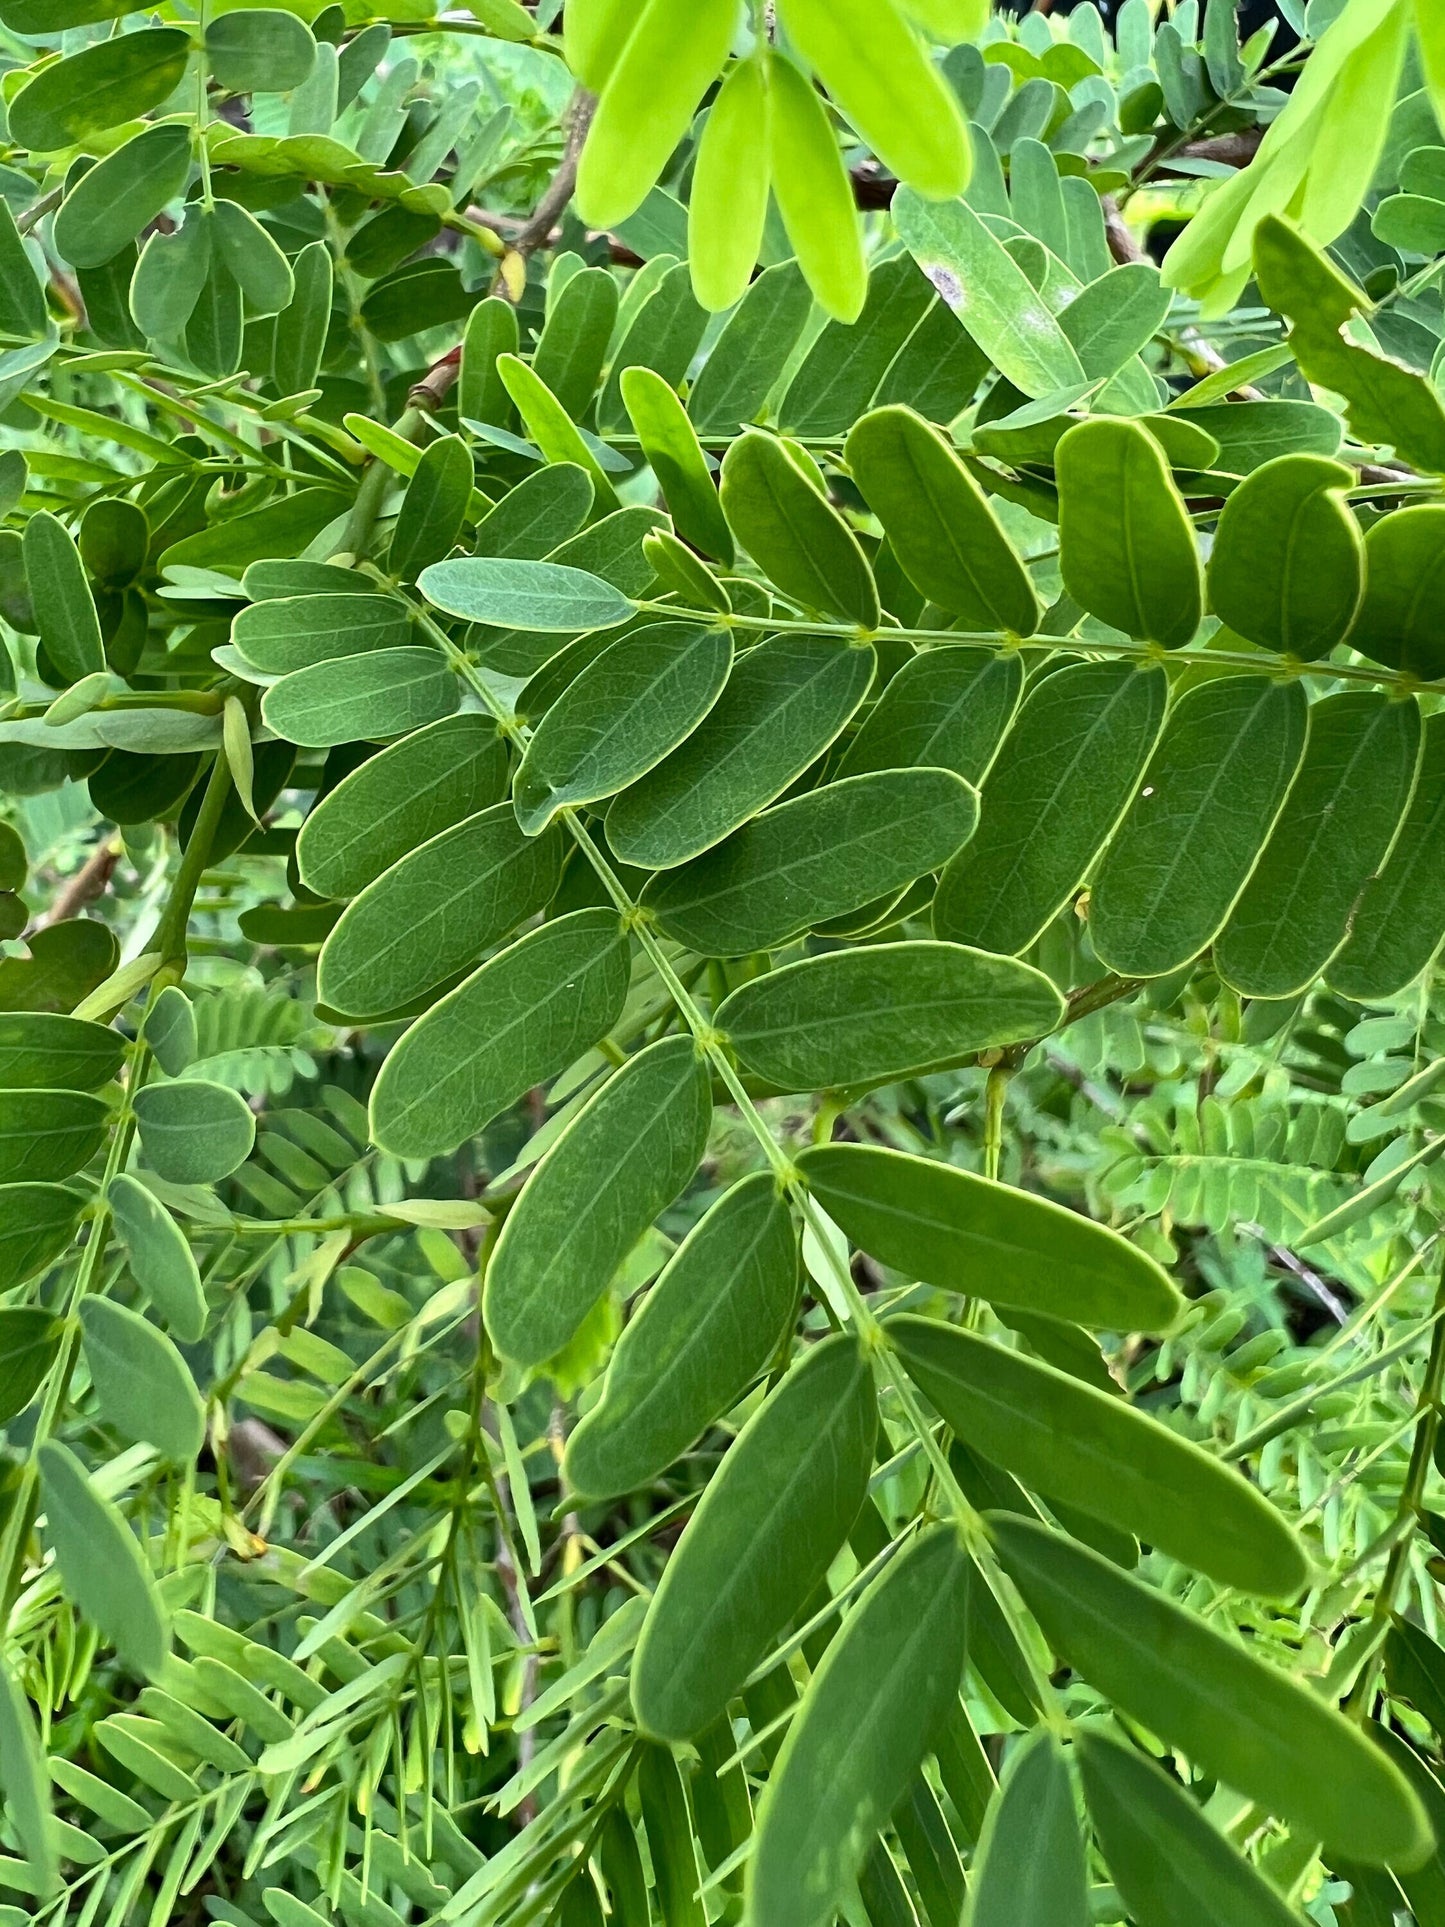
<box><xmin>152</xmin><ymin>752</ymin><xmax>233</xmax><ymax>973</ymax></box>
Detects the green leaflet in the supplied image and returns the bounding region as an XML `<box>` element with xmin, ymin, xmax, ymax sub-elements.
<box><xmin>1057</xmin><ymin>420</ymin><xmax>1202</xmax><ymax>647</ymax></box>
<box><xmin>0</xmin><ymin>1012</ymin><xmax>123</xmax><ymax>1090</ymax></box>
<box><xmin>845</xmin><ymin>406</ymin><xmax>1039</xmax><ymax>634</ymax></box>
<box><xmin>262</xmin><ymin>649</ymin><xmax>459</xmax><ymax>748</ymax></box>
<box><xmin>132</xmin><ymin>1079</ymin><xmax>256</xmax><ymax>1184</ymax></box>
<box><xmin>485</xmin><ymin>1036</ymin><xmax>712</xmax><ymax>1369</ymax></box>
<box><xmin>0</xmin><ymin>1664</ymin><xmax>55</xmax><ymax>1896</ymax></box>
<box><xmin>1057</xmin><ymin>260</ymin><xmax>1170</xmax><ymax>381</ymax></box>
<box><xmin>296</xmin><ymin>715</ymin><xmax>509</xmax><ymax>901</ymax></box>
<box><xmin>0</xmin><ymin>1088</ymin><xmax>106</xmax><ymax>1182</ymax></box>
<box><xmin>39</xmin><ymin>1440</ymin><xmax>168</xmax><ymax>1678</ymax></box>
<box><xmin>746</xmin><ymin>1527</ymin><xmax>970</xmax><ymax>1927</ymax></box>
<box><xmin>719</xmin><ymin>433</ymin><xmax>879</xmax><ymax>627</ymax></box>
<box><xmin>459</xmin><ymin>296</ymin><xmax>519</xmax><ymax>431</ymax></box>
<box><xmin>1076</xmin><ymin>1729</ymin><xmax>1303</xmax><ymax>1927</ymax></box>
<box><xmin>1215</xmin><ymin>691</ymin><xmax>1422</xmax><ymax>998</ymax></box>
<box><xmin>596</xmin><ymin>261</ymin><xmax>708</xmax><ymax>434</ymax></box>
<box><xmin>1163</xmin><ymin>398</ymin><xmax>1343</xmax><ymax>475</ymax></box>
<box><xmin>638</xmin><ymin>1745</ymin><xmax>706</xmax><ymax>1927</ymax></box>
<box><xmin>1349</xmin><ymin>503</ymin><xmax>1445</xmax><ymax>677</ymax></box>
<box><xmin>621</xmin><ymin>366</ymin><xmax>732</xmax><ymax>563</ymax></box>
<box><xmin>470</xmin><ymin>464</ymin><xmax>594</xmax><ymax>559</ymax></box>
<box><xmin>797</xmin><ymin>1144</ymin><xmax>1180</xmax><ymax>1331</ymax></box>
<box><xmin>0</xmin><ymin>1306</ymin><xmax>62</xmax><ymax>1423</ymax></box>
<box><xmin>962</xmin><ymin>1728</ymin><xmax>1088</xmax><ymax>1927</ymax></box>
<box><xmin>894</xmin><ymin>188</ymin><xmax>1086</xmax><ymax>399</ymax></box>
<box><xmin>1329</xmin><ymin>710</ymin><xmax>1445</xmax><ymax>1000</ymax></box>
<box><xmin>419</xmin><ymin>556</ymin><xmax>634</xmax><ymax>634</ymax></box>
<box><xmin>718</xmin><ymin>942</ymin><xmax>1064</xmax><ymax>1092</ymax></box>
<box><xmin>107</xmin><ymin>1174</ymin><xmax>207</xmax><ymax>1343</ymax></box>
<box><xmin>837</xmin><ymin>646</ymin><xmax>1022</xmax><ymax>786</ymax></box>
<box><xmin>933</xmin><ymin>661</ymin><xmax>1167</xmax><ymax>957</ymax></box>
<box><xmin>24</xmin><ymin>512</ymin><xmax>104</xmax><ymax>683</ymax></box>
<box><xmin>272</xmin><ymin>240</ymin><xmax>332</xmax><ymax>396</ymax></box>
<box><xmin>890</xmin><ymin>1316</ymin><xmax>1305</xmax><ymax>1596</ymax></box>
<box><xmin>389</xmin><ymin>436</ymin><xmax>473</xmax><ymax>581</ymax></box>
<box><xmin>1207</xmin><ymin>454</ymin><xmax>1362</xmax><ymax>659</ymax></box>
<box><xmin>689</xmin><ymin>57</ymin><xmax>771</xmax><ymax>314</ymax></box>
<box><xmin>0</xmin><ymin>1185</ymin><xmax>82</xmax><ymax>1294</ymax></box>
<box><xmin>10</xmin><ymin>28</ymin><xmax>191</xmax><ymax>151</ymax></box>
<box><xmin>564</xmin><ymin>1172</ymin><xmax>798</xmax><ymax>1499</ymax></box>
<box><xmin>767</xmin><ymin>50</ymin><xmax>868</xmax><ymax>324</ymax></box>
<box><xmin>687</xmin><ymin>261</ymin><xmax>813</xmax><ymax>437</ymax></box>
<box><xmin>78</xmin><ymin>1298</ymin><xmax>206</xmax><ymax>1463</ymax></box>
<box><xmin>370</xmin><ymin>908</ymin><xmax>631</xmax><ymax>1161</ymax></box>
<box><xmin>533</xmin><ymin>268</ymin><xmax>618</xmax><ymax>421</ymax></box>
<box><xmin>318</xmin><ymin>806</ymin><xmax>564</xmax><ymax>1019</ymax></box>
<box><xmin>513</xmin><ymin>621</ymin><xmax>732</xmax><ymax>834</ymax></box>
<box><xmin>53</xmin><ymin>124</ymin><xmax>194</xmax><ymax>271</ymax></box>
<box><xmin>783</xmin><ymin>261</ymin><xmax>936</xmax><ymax>440</ymax></box>
<box><xmin>232</xmin><ymin>593</ymin><xmax>412</xmax><ymax>674</ymax></box>
<box><xmin>990</xmin><ymin>1515</ymin><xmax>1429</xmax><ymax>1868</ymax></box>
<box><xmin>1088</xmin><ymin>679</ymin><xmax>1309</xmax><ymax>979</ymax></box>
<box><xmin>632</xmin><ymin>1334</ymin><xmax>876</xmax><ymax>1741</ymax></box>
<box><xmin>206</xmin><ymin>9</ymin><xmax>318</xmax><ymax>92</ymax></box>
<box><xmin>606</xmin><ymin>635</ymin><xmax>875</xmax><ymax>870</ymax></box>
<box><xmin>643</xmin><ymin>768</ymin><xmax>978</xmax><ymax>955</ymax></box>
<box><xmin>212</xmin><ymin>199</ymin><xmax>293</xmax><ymax>318</ymax></box>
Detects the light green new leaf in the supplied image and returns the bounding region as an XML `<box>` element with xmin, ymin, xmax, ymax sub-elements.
<box><xmin>797</xmin><ymin>1144</ymin><xmax>1180</xmax><ymax>1330</ymax></box>
<box><xmin>513</xmin><ymin>621</ymin><xmax>732</xmax><ymax>834</ymax></box>
<box><xmin>1349</xmin><ymin>502</ymin><xmax>1445</xmax><ymax>678</ymax></box>
<box><xmin>79</xmin><ymin>1298</ymin><xmax>205</xmax><ymax>1462</ymax></box>
<box><xmin>644</xmin><ymin>768</ymin><xmax>978</xmax><ymax>954</ymax></box>
<box><xmin>837</xmin><ymin>646</ymin><xmax>1022</xmax><ymax>785</ymax></box>
<box><xmin>24</xmin><ymin>512</ymin><xmax>104</xmax><ymax>682</ymax></box>
<box><xmin>318</xmin><ymin>805</ymin><xmax>564</xmax><ymax>1019</ymax></box>
<box><xmin>1329</xmin><ymin>710</ymin><xmax>1445</xmax><ymax>1001</ymax></box>
<box><xmin>565</xmin><ymin>1172</ymin><xmax>797</xmax><ymax>1499</ymax></box>
<box><xmin>622</xmin><ymin>366</ymin><xmax>732</xmax><ymax>563</ymax></box>
<box><xmin>1057</xmin><ymin>420</ymin><xmax>1202</xmax><ymax>647</ymax></box>
<box><xmin>746</xmin><ymin>1526</ymin><xmax>970</xmax><ymax>1927</ymax></box>
<box><xmin>0</xmin><ymin>1668</ymin><xmax>55</xmax><ymax>1899</ymax></box>
<box><xmin>719</xmin><ymin>432</ymin><xmax>879</xmax><ymax>627</ymax></box>
<box><xmin>419</xmin><ymin>556</ymin><xmax>634</xmax><ymax>633</ymax></box>
<box><xmin>0</xmin><ymin>1189</ymin><xmax>82</xmax><ymax>1296</ymax></box>
<box><xmin>233</xmin><ymin>593</ymin><xmax>412</xmax><ymax>674</ymax></box>
<box><xmin>133</xmin><ymin>1079</ymin><xmax>255</xmax><ymax>1184</ymax></box>
<box><xmin>370</xmin><ymin>909</ymin><xmax>630</xmax><ymax>1161</ymax></box>
<box><xmin>486</xmin><ymin>1036</ymin><xmax>712</xmax><ymax>1369</ymax></box>
<box><xmin>991</xmin><ymin>1515</ymin><xmax>1428</xmax><ymax>1868</ymax></box>
<box><xmin>262</xmin><ymin>649</ymin><xmax>459</xmax><ymax>747</ymax></box>
<box><xmin>0</xmin><ymin>1088</ymin><xmax>107</xmax><ymax>1182</ymax></box>
<box><xmin>10</xmin><ymin>29</ymin><xmax>191</xmax><ymax>152</ymax></box>
<box><xmin>631</xmin><ymin>1334</ymin><xmax>877</xmax><ymax>1740</ymax></box>
<box><xmin>389</xmin><ymin>436</ymin><xmax>473</xmax><ymax>581</ymax></box>
<box><xmin>845</xmin><ymin>406</ymin><xmax>1039</xmax><ymax>634</ymax></box>
<box><xmin>497</xmin><ymin>355</ymin><xmax>623</xmax><ymax>511</ymax></box>
<box><xmin>107</xmin><ymin>1174</ymin><xmax>207</xmax><ymax>1343</ymax></box>
<box><xmin>53</xmin><ymin>124</ymin><xmax>193</xmax><ymax>271</ymax></box>
<box><xmin>766</xmin><ymin>50</ymin><xmax>867</xmax><ymax>324</ymax></box>
<box><xmin>0</xmin><ymin>1307</ymin><xmax>62</xmax><ymax>1423</ymax></box>
<box><xmin>1207</xmin><ymin>454</ymin><xmax>1362</xmax><ymax>658</ymax></box>
<box><xmin>719</xmin><ymin>942</ymin><xmax>1063</xmax><ymax>1092</ymax></box>
<box><xmin>891</xmin><ymin>1316</ymin><xmax>1305</xmax><ymax>1596</ymax></box>
<box><xmin>39</xmin><ymin>1440</ymin><xmax>168</xmax><ymax>1678</ymax></box>
<box><xmin>963</xmin><ymin>1728</ymin><xmax>1088</xmax><ymax>1927</ymax></box>
<box><xmin>689</xmin><ymin>56</ymin><xmax>771</xmax><ymax>313</ymax></box>
<box><xmin>0</xmin><ymin>1011</ymin><xmax>124</xmax><ymax>1090</ymax></box>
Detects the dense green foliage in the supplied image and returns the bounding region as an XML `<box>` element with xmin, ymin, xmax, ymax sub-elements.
<box><xmin>5</xmin><ymin>0</ymin><xmax>1445</xmax><ymax>1923</ymax></box>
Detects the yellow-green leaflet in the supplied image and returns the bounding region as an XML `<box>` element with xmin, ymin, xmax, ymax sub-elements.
<box><xmin>39</xmin><ymin>1441</ymin><xmax>168</xmax><ymax>1678</ymax></box>
<box><xmin>899</xmin><ymin>0</ymin><xmax>989</xmax><ymax>36</ymax></box>
<box><xmin>962</xmin><ymin>1728</ymin><xmax>1088</xmax><ymax>1927</ymax></box>
<box><xmin>563</xmin><ymin>0</ymin><xmax>637</xmax><ymax>94</ymax></box>
<box><xmin>631</xmin><ymin>1335</ymin><xmax>876</xmax><ymax>1740</ymax></box>
<box><xmin>576</xmin><ymin>0</ymin><xmax>741</xmax><ymax>230</ymax></box>
<box><xmin>766</xmin><ymin>50</ymin><xmax>867</xmax><ymax>323</ymax></box>
<box><xmin>797</xmin><ymin>1144</ymin><xmax>1180</xmax><ymax>1331</ymax></box>
<box><xmin>746</xmin><ymin>1527</ymin><xmax>970</xmax><ymax>1927</ymax></box>
<box><xmin>890</xmin><ymin>1316</ymin><xmax>1306</xmax><ymax>1596</ymax></box>
<box><xmin>690</xmin><ymin>57</ymin><xmax>771</xmax><ymax>313</ymax></box>
<box><xmin>991</xmin><ymin>1514</ymin><xmax>1431</xmax><ymax>1868</ymax></box>
<box><xmin>777</xmin><ymin>0</ymin><xmax>969</xmax><ymax>201</ymax></box>
<box><xmin>621</xmin><ymin>367</ymin><xmax>732</xmax><ymax>562</ymax></box>
<box><xmin>78</xmin><ymin>1298</ymin><xmax>206</xmax><ymax>1464</ymax></box>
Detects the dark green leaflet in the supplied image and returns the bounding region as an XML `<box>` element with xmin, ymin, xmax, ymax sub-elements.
<box><xmin>484</xmin><ymin>1037</ymin><xmax>712</xmax><ymax>1370</ymax></box>
<box><xmin>470</xmin><ymin>464</ymin><xmax>594</xmax><ymax>559</ymax></box>
<box><xmin>0</xmin><ymin>1307</ymin><xmax>62</xmax><ymax>1423</ymax></box>
<box><xmin>718</xmin><ymin>941</ymin><xmax>1064</xmax><ymax>1092</ymax></box>
<box><xmin>78</xmin><ymin>1299</ymin><xmax>205</xmax><ymax>1462</ymax></box>
<box><xmin>458</xmin><ymin>295</ymin><xmax>519</xmax><ymax>430</ymax></box>
<box><xmin>872</xmin><ymin>296</ymin><xmax>990</xmax><ymax>423</ymax></box>
<box><xmin>990</xmin><ymin>1516</ymin><xmax>1429</xmax><ymax>1868</ymax></box>
<box><xmin>10</xmin><ymin>28</ymin><xmax>190</xmax><ymax>150</ymax></box>
<box><xmin>894</xmin><ymin>1773</ymin><xmax>966</xmax><ymax>1927</ymax></box>
<box><xmin>107</xmin><ymin>1174</ymin><xmax>206</xmax><ymax>1342</ymax></box>
<box><xmin>39</xmin><ymin>1440</ymin><xmax>168</xmax><ymax>1678</ymax></box>
<box><xmin>0</xmin><ymin>1089</ymin><xmax>107</xmax><ymax>1182</ymax></box>
<box><xmin>273</xmin><ymin>240</ymin><xmax>332</xmax><ymax>396</ymax></box>
<box><xmin>1164</xmin><ymin>399</ymin><xmax>1343</xmax><ymax>475</ymax></box>
<box><xmin>1056</xmin><ymin>421</ymin><xmax>1202</xmax><ymax>647</ymax></box>
<box><xmin>687</xmin><ymin>261</ymin><xmax>812</xmax><ymax>436</ymax></box>
<box><xmin>631</xmin><ymin>1335</ymin><xmax>877</xmax><ymax>1741</ymax></box>
<box><xmin>644</xmin><ymin>768</ymin><xmax>979</xmax><ymax>955</ymax></box>
<box><xmin>637</xmin><ymin>1746</ymin><xmax>705</xmax><ymax>1927</ymax></box>
<box><xmin>797</xmin><ymin>1144</ymin><xmax>1180</xmax><ymax>1330</ymax></box>
<box><xmin>621</xmin><ymin>365</ymin><xmax>733</xmax><ymax>563</ymax></box>
<box><xmin>1207</xmin><ymin>454</ymin><xmax>1362</xmax><ymax>659</ymax></box>
<box><xmin>24</xmin><ymin>512</ymin><xmax>104</xmax><ymax>683</ymax></box>
<box><xmin>297</xmin><ymin>715</ymin><xmax>509</xmax><ymax>901</ymax></box>
<box><xmin>746</xmin><ymin>1528</ymin><xmax>970</xmax><ymax>1927</ymax></box>
<box><xmin>1088</xmin><ymin>679</ymin><xmax>1309</xmax><ymax>979</ymax></box>
<box><xmin>1056</xmin><ymin>261</ymin><xmax>1170</xmax><ymax>381</ymax></box>
<box><xmin>388</xmin><ymin>436</ymin><xmax>473</xmax><ymax>581</ymax></box>
<box><xmin>719</xmin><ymin>433</ymin><xmax>879</xmax><ymax>628</ymax></box>
<box><xmin>837</xmin><ymin>647</ymin><xmax>1022</xmax><ymax>785</ymax></box>
<box><xmin>262</xmin><ymin>649</ymin><xmax>459</xmax><ymax>749</ymax></box>
<box><xmin>596</xmin><ymin>261</ymin><xmax>708</xmax><ymax>433</ymax></box>
<box><xmin>0</xmin><ymin>1185</ymin><xmax>82</xmax><ymax>1293</ymax></box>
<box><xmin>1368</xmin><ymin>1727</ymin><xmax>1445</xmax><ymax>1927</ymax></box>
<box><xmin>317</xmin><ymin>806</ymin><xmax>565</xmax><ymax>1019</ymax></box>
<box><xmin>1076</xmin><ymin>1730</ymin><xmax>1303</xmax><ymax>1927</ymax></box>
<box><xmin>859</xmin><ymin>1842</ymin><xmax>922</xmax><ymax>1927</ymax></box>
<box><xmin>243</xmin><ymin>560</ymin><xmax>371</xmax><ymax>600</ymax></box>
<box><xmin>532</xmin><ymin>267</ymin><xmax>619</xmax><ymax>419</ymax></box>
<box><xmin>1332</xmin><ymin>715</ymin><xmax>1445</xmax><ymax>998</ymax></box>
<box><xmin>546</xmin><ymin>506</ymin><xmax>668</xmax><ymax>600</ymax></box>
<box><xmin>1349</xmin><ymin>502</ymin><xmax>1445</xmax><ymax>677</ymax></box>
<box><xmin>605</xmin><ymin>635</ymin><xmax>875</xmax><ymax>869</ymax></box>
<box><xmin>232</xmin><ymin>594</ymin><xmax>412</xmax><ymax>674</ymax></box>
<box><xmin>1215</xmin><ymin>692</ymin><xmax>1422</xmax><ymax>998</ymax></box>
<box><xmin>565</xmin><ymin>1172</ymin><xmax>797</xmax><ymax>1499</ymax></box>
<box><xmin>513</xmin><ymin>622</ymin><xmax>732</xmax><ymax>834</ymax></box>
<box><xmin>933</xmin><ymin>661</ymin><xmax>1167</xmax><ymax>957</ymax></box>
<box><xmin>133</xmin><ymin>1080</ymin><xmax>255</xmax><ymax>1185</ymax></box>
<box><xmin>206</xmin><ymin>7</ymin><xmax>317</xmax><ymax>91</ymax></box>
<box><xmin>0</xmin><ymin>1012</ymin><xmax>123</xmax><ymax>1090</ymax></box>
<box><xmin>845</xmin><ymin>406</ymin><xmax>1039</xmax><ymax>634</ymax></box>
<box><xmin>369</xmin><ymin>909</ymin><xmax>631</xmax><ymax>1161</ymax></box>
<box><xmin>962</xmin><ymin>1728</ymin><xmax>1088</xmax><ymax>1927</ymax></box>
<box><xmin>890</xmin><ymin>1316</ymin><xmax>1305</xmax><ymax>1596</ymax></box>
<box><xmin>52</xmin><ymin>123</ymin><xmax>193</xmax><ymax>269</ymax></box>
<box><xmin>776</xmin><ymin>258</ymin><xmax>934</xmax><ymax>435</ymax></box>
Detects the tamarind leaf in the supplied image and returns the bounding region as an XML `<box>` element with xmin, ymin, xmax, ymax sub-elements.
<box><xmin>689</xmin><ymin>56</ymin><xmax>771</xmax><ymax>313</ymax></box>
<box><xmin>766</xmin><ymin>50</ymin><xmax>868</xmax><ymax>324</ymax></box>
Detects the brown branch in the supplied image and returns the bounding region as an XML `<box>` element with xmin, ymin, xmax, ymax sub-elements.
<box><xmin>511</xmin><ymin>87</ymin><xmax>598</xmax><ymax>259</ymax></box>
<box><xmin>30</xmin><ymin>834</ymin><xmax>121</xmax><ymax>933</ymax></box>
